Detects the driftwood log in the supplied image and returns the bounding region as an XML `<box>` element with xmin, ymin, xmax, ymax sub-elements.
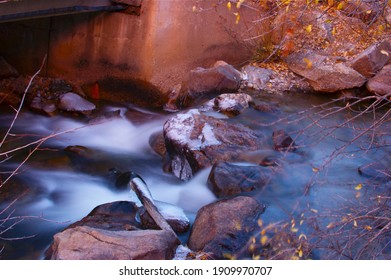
<box><xmin>128</xmin><ymin>172</ymin><xmax>182</xmax><ymax>245</ymax></box>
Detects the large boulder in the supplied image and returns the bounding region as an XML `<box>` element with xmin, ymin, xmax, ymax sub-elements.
<box><xmin>187</xmin><ymin>61</ymin><xmax>241</xmax><ymax>97</ymax></box>
<box><xmin>350</xmin><ymin>41</ymin><xmax>391</xmax><ymax>78</ymax></box>
<box><xmin>163</xmin><ymin>109</ymin><xmax>265</xmax><ymax>180</ymax></box>
<box><xmin>207</xmin><ymin>162</ymin><xmax>271</xmax><ymax>198</ymax></box>
<box><xmin>46</xmin><ymin>226</ymin><xmax>179</xmax><ymax>260</ymax></box>
<box><xmin>45</xmin><ymin>201</ymin><xmax>182</xmax><ymax>260</ymax></box>
<box><xmin>366</xmin><ymin>64</ymin><xmax>391</xmax><ymax>96</ymax></box>
<box><xmin>188</xmin><ymin>196</ymin><xmax>264</xmax><ymax>259</ymax></box>
<box><xmin>287</xmin><ymin>50</ymin><xmax>367</xmax><ymax>92</ymax></box>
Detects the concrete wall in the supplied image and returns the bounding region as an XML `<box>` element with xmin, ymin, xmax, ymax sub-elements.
<box><xmin>0</xmin><ymin>0</ymin><xmax>269</xmax><ymax>104</ymax></box>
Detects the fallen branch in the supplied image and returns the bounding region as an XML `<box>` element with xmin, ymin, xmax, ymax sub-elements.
<box><xmin>128</xmin><ymin>172</ymin><xmax>181</xmax><ymax>245</ymax></box>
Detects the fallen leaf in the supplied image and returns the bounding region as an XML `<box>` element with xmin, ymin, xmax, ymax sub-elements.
<box><xmin>355</xmin><ymin>183</ymin><xmax>363</xmax><ymax>190</ymax></box>
<box><xmin>380</xmin><ymin>50</ymin><xmax>389</xmax><ymax>56</ymax></box>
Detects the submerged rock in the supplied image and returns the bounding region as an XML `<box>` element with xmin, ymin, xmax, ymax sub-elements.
<box><xmin>207</xmin><ymin>162</ymin><xmax>271</xmax><ymax>198</ymax></box>
<box><xmin>58</xmin><ymin>92</ymin><xmax>96</xmax><ymax>114</ymax></box>
<box><xmin>188</xmin><ymin>196</ymin><xmax>264</xmax><ymax>259</ymax></box>
<box><xmin>366</xmin><ymin>64</ymin><xmax>391</xmax><ymax>96</ymax></box>
<box><xmin>46</xmin><ymin>226</ymin><xmax>178</xmax><ymax>260</ymax></box>
<box><xmin>272</xmin><ymin>129</ymin><xmax>297</xmax><ymax>152</ymax></box>
<box><xmin>163</xmin><ymin>109</ymin><xmax>264</xmax><ymax>180</ymax></box>
<box><xmin>358</xmin><ymin>162</ymin><xmax>390</xmax><ymax>182</ymax></box>
<box><xmin>287</xmin><ymin>50</ymin><xmax>367</xmax><ymax>92</ymax></box>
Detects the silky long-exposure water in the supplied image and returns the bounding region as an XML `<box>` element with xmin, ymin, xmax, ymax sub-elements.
<box><xmin>0</xmin><ymin>92</ymin><xmax>390</xmax><ymax>259</ymax></box>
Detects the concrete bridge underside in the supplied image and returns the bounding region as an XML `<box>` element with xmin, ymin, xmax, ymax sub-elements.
<box><xmin>0</xmin><ymin>0</ymin><xmax>134</xmax><ymax>23</ymax></box>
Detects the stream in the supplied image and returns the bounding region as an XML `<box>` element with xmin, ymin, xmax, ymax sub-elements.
<box><xmin>0</xmin><ymin>92</ymin><xmax>390</xmax><ymax>259</ymax></box>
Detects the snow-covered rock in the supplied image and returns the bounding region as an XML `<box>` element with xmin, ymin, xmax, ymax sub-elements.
<box><xmin>163</xmin><ymin>109</ymin><xmax>265</xmax><ymax>180</ymax></box>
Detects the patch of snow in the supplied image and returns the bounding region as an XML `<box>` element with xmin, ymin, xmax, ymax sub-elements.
<box><xmin>156</xmin><ymin>201</ymin><xmax>190</xmax><ymax>225</ymax></box>
<box><xmin>164</xmin><ymin>109</ymin><xmax>221</xmax><ymax>151</ymax></box>
<box><xmin>173</xmin><ymin>245</ymin><xmax>193</xmax><ymax>260</ymax></box>
<box><xmin>129</xmin><ymin>177</ymin><xmax>154</xmax><ymax>202</ymax></box>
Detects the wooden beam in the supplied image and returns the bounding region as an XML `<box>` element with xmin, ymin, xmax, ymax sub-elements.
<box><xmin>0</xmin><ymin>0</ymin><xmax>127</xmax><ymax>23</ymax></box>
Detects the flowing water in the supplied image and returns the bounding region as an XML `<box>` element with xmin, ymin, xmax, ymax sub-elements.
<box><xmin>0</xmin><ymin>92</ymin><xmax>390</xmax><ymax>259</ymax></box>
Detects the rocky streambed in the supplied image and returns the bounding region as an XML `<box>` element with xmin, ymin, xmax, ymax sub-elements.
<box><xmin>0</xmin><ymin>42</ymin><xmax>390</xmax><ymax>259</ymax></box>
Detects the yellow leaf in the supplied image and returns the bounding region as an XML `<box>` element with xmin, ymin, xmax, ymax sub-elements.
<box><xmin>380</xmin><ymin>50</ymin><xmax>389</xmax><ymax>56</ymax></box>
<box><xmin>300</xmin><ymin>220</ymin><xmax>304</xmax><ymax>225</ymax></box>
<box><xmin>258</xmin><ymin>219</ymin><xmax>263</xmax><ymax>227</ymax></box>
<box><xmin>326</xmin><ymin>222</ymin><xmax>334</xmax><ymax>229</ymax></box>
<box><xmin>364</xmin><ymin>226</ymin><xmax>372</xmax><ymax>230</ymax></box>
<box><xmin>261</xmin><ymin>235</ymin><xmax>268</xmax><ymax>245</ymax></box>
<box><xmin>310</xmin><ymin>208</ymin><xmax>318</xmax><ymax>213</ymax></box>
<box><xmin>303</xmin><ymin>57</ymin><xmax>313</xmax><ymax>69</ymax></box>
<box><xmin>298</xmin><ymin>249</ymin><xmax>303</xmax><ymax>258</ymax></box>
<box><xmin>312</xmin><ymin>167</ymin><xmax>319</xmax><ymax>172</ymax></box>
<box><xmin>305</xmin><ymin>24</ymin><xmax>312</xmax><ymax>33</ymax></box>
<box><xmin>253</xmin><ymin>255</ymin><xmax>260</xmax><ymax>260</ymax></box>
<box><xmin>234</xmin><ymin>12</ymin><xmax>241</xmax><ymax>24</ymax></box>
<box><xmin>315</xmin><ymin>0</ymin><xmax>319</xmax><ymax>4</ymax></box>
<box><xmin>366</xmin><ymin>10</ymin><xmax>372</xmax><ymax>14</ymax></box>
<box><xmin>337</xmin><ymin>2</ymin><xmax>345</xmax><ymax>10</ymax></box>
<box><xmin>299</xmin><ymin>233</ymin><xmax>307</xmax><ymax>240</ymax></box>
<box><xmin>353</xmin><ymin>220</ymin><xmax>358</xmax><ymax>227</ymax></box>
<box><xmin>355</xmin><ymin>183</ymin><xmax>363</xmax><ymax>190</ymax></box>
<box><xmin>237</xmin><ymin>0</ymin><xmax>245</xmax><ymax>9</ymax></box>
<box><xmin>328</xmin><ymin>0</ymin><xmax>334</xmax><ymax>7</ymax></box>
<box><xmin>261</xmin><ymin>229</ymin><xmax>267</xmax><ymax>235</ymax></box>
<box><xmin>227</xmin><ymin>1</ymin><xmax>232</xmax><ymax>11</ymax></box>
<box><xmin>332</xmin><ymin>27</ymin><xmax>337</xmax><ymax>36</ymax></box>
<box><xmin>291</xmin><ymin>227</ymin><xmax>299</xmax><ymax>233</ymax></box>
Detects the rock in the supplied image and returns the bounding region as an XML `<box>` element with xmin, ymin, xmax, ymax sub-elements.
<box><xmin>358</xmin><ymin>162</ymin><xmax>390</xmax><ymax>182</ymax></box>
<box><xmin>163</xmin><ymin>109</ymin><xmax>265</xmax><ymax>180</ymax></box>
<box><xmin>68</xmin><ymin>201</ymin><xmax>141</xmax><ymax>231</ymax></box>
<box><xmin>139</xmin><ymin>201</ymin><xmax>190</xmax><ymax>233</ymax></box>
<box><xmin>350</xmin><ymin>41</ymin><xmax>391</xmax><ymax>78</ymax></box>
<box><xmin>207</xmin><ymin>162</ymin><xmax>271</xmax><ymax>198</ymax></box>
<box><xmin>30</xmin><ymin>95</ymin><xmax>57</xmax><ymax>116</ymax></box>
<box><xmin>125</xmin><ymin>107</ymin><xmax>159</xmax><ymax>125</ymax></box>
<box><xmin>272</xmin><ymin>129</ymin><xmax>297</xmax><ymax>152</ymax></box>
<box><xmin>46</xmin><ymin>226</ymin><xmax>179</xmax><ymax>260</ymax></box>
<box><xmin>149</xmin><ymin>131</ymin><xmax>166</xmax><ymax>157</ymax></box>
<box><xmin>0</xmin><ymin>57</ymin><xmax>18</xmax><ymax>79</ymax></box>
<box><xmin>0</xmin><ymin>90</ymin><xmax>21</xmax><ymax>106</ymax></box>
<box><xmin>240</xmin><ymin>65</ymin><xmax>312</xmax><ymax>94</ymax></box>
<box><xmin>187</xmin><ymin>61</ymin><xmax>241</xmax><ymax>97</ymax></box>
<box><xmin>58</xmin><ymin>92</ymin><xmax>96</xmax><ymax>114</ymax></box>
<box><xmin>252</xmin><ymin>100</ymin><xmax>280</xmax><ymax>113</ymax></box>
<box><xmin>49</xmin><ymin>79</ymin><xmax>73</xmax><ymax>95</ymax></box>
<box><xmin>212</xmin><ymin>93</ymin><xmax>253</xmax><ymax>116</ymax></box>
<box><xmin>88</xmin><ymin>109</ymin><xmax>121</xmax><ymax>124</ymax></box>
<box><xmin>241</xmin><ymin>65</ymin><xmax>273</xmax><ymax>90</ymax></box>
<box><xmin>366</xmin><ymin>64</ymin><xmax>391</xmax><ymax>96</ymax></box>
<box><xmin>188</xmin><ymin>196</ymin><xmax>264</xmax><ymax>259</ymax></box>
<box><xmin>340</xmin><ymin>0</ymin><xmax>379</xmax><ymax>24</ymax></box>
<box><xmin>287</xmin><ymin>50</ymin><xmax>367</xmax><ymax>92</ymax></box>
